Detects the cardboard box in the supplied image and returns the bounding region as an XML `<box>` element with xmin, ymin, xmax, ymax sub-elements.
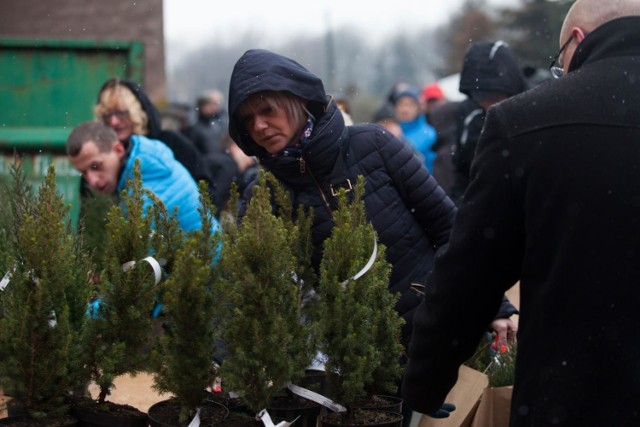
<box><xmin>470</xmin><ymin>386</ymin><xmax>512</xmax><ymax>427</ymax></box>
<box><xmin>419</xmin><ymin>365</ymin><xmax>489</xmax><ymax>427</ymax></box>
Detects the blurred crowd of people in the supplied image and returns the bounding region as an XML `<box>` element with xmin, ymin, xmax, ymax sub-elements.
<box><xmin>73</xmin><ymin>37</ymin><xmax>550</xmax><ymax>220</ymax></box>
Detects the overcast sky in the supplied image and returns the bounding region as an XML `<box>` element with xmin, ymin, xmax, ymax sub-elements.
<box><xmin>164</xmin><ymin>0</ymin><xmax>521</xmax><ymax>60</ymax></box>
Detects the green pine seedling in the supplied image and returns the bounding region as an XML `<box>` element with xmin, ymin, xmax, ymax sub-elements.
<box><xmin>219</xmin><ymin>170</ymin><xmax>315</xmax><ymax>415</ymax></box>
<box><xmin>317</xmin><ymin>176</ymin><xmax>403</xmax><ymax>415</ymax></box>
<box><xmin>0</xmin><ymin>162</ymin><xmax>93</xmax><ymax>420</ymax></box>
<box><xmin>150</xmin><ymin>181</ymin><xmax>225</xmax><ymax>424</ymax></box>
<box><xmin>82</xmin><ymin>160</ymin><xmax>179</xmax><ymax>404</ymax></box>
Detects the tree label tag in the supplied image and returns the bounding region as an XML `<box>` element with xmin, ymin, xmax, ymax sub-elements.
<box><xmin>257</xmin><ymin>409</ymin><xmax>298</xmax><ymax>427</ymax></box>
<box><xmin>187</xmin><ymin>407</ymin><xmax>201</xmax><ymax>427</ymax></box>
<box><xmin>0</xmin><ymin>268</ymin><xmax>14</xmax><ymax>291</ymax></box>
<box><xmin>340</xmin><ymin>238</ymin><xmax>377</xmax><ymax>289</ymax></box>
<box><xmin>49</xmin><ymin>310</ymin><xmax>57</xmax><ymax>328</ymax></box>
<box><xmin>287</xmin><ymin>382</ymin><xmax>346</xmax><ymax>412</ymax></box>
<box><xmin>122</xmin><ymin>256</ymin><xmax>162</xmax><ymax>285</ymax></box>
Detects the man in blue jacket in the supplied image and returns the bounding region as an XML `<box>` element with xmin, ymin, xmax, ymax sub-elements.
<box><xmin>67</xmin><ymin>121</ymin><xmax>212</xmax><ymax>233</ymax></box>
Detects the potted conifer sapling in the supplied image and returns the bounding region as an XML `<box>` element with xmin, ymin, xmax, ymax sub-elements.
<box><xmin>218</xmin><ymin>171</ymin><xmax>318</xmax><ymax>426</ymax></box>
<box><xmin>315</xmin><ymin>177</ymin><xmax>404</xmax><ymax>427</ymax></box>
<box><xmin>73</xmin><ymin>162</ymin><xmax>180</xmax><ymax>427</ymax></box>
<box><xmin>0</xmin><ymin>163</ymin><xmax>93</xmax><ymax>426</ymax></box>
<box><xmin>147</xmin><ymin>181</ymin><xmax>229</xmax><ymax>427</ymax></box>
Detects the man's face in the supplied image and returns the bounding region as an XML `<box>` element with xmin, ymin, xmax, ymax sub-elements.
<box><xmin>394</xmin><ymin>96</ymin><xmax>420</xmax><ymax>123</ymax></box>
<box><xmin>200</xmin><ymin>100</ymin><xmax>219</xmax><ymax>117</ymax></box>
<box><xmin>70</xmin><ymin>140</ymin><xmax>125</xmax><ymax>194</ymax></box>
<box><xmin>477</xmin><ymin>96</ymin><xmax>508</xmax><ymax>111</ymax></box>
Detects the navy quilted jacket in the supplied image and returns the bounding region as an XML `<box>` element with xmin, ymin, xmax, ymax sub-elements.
<box><xmin>228</xmin><ymin>49</ymin><xmax>511</xmax><ymax>346</ymax></box>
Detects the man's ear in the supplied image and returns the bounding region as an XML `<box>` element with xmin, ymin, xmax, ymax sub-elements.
<box><xmin>572</xmin><ymin>26</ymin><xmax>587</xmax><ymax>43</ymax></box>
<box><xmin>113</xmin><ymin>141</ymin><xmax>125</xmax><ymax>159</ymax></box>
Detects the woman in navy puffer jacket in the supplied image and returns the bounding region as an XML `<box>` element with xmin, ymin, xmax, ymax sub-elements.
<box><xmin>227</xmin><ymin>49</ymin><xmax>518</xmax><ymax>350</ymax></box>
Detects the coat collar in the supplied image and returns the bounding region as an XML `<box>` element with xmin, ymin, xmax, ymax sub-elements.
<box><xmin>260</xmin><ymin>100</ymin><xmax>348</xmax><ymax>184</ymax></box>
<box><xmin>569</xmin><ymin>16</ymin><xmax>640</xmax><ymax>73</ymax></box>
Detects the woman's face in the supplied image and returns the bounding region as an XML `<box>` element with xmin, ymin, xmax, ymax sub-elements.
<box><xmin>102</xmin><ymin>107</ymin><xmax>134</xmax><ymax>142</ymax></box>
<box><xmin>96</xmin><ymin>84</ymin><xmax>141</xmax><ymax>142</ymax></box>
<box><xmin>237</xmin><ymin>94</ymin><xmax>302</xmax><ymax>154</ymax></box>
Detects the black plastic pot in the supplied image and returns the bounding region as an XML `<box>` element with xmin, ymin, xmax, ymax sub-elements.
<box><xmin>147</xmin><ymin>398</ymin><xmax>229</xmax><ymax>427</ymax></box>
<box><xmin>299</xmin><ymin>369</ymin><xmax>329</xmax><ymax>397</ymax></box>
<box><xmin>0</xmin><ymin>415</ymin><xmax>78</xmax><ymax>426</ymax></box>
<box><xmin>357</xmin><ymin>395</ymin><xmax>403</xmax><ymax>414</ymax></box>
<box><xmin>5</xmin><ymin>400</ymin><xmax>26</xmax><ymax>418</ymax></box>
<box><xmin>319</xmin><ymin>409</ymin><xmax>403</xmax><ymax>427</ymax></box>
<box><xmin>2</xmin><ymin>399</ymin><xmax>78</xmax><ymax>426</ymax></box>
<box><xmin>71</xmin><ymin>401</ymin><xmax>147</xmax><ymax>427</ymax></box>
<box><xmin>215</xmin><ymin>412</ymin><xmax>262</xmax><ymax>427</ymax></box>
<box><xmin>267</xmin><ymin>395</ymin><xmax>322</xmax><ymax>427</ymax></box>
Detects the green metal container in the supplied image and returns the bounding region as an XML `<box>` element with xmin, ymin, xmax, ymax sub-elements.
<box><xmin>0</xmin><ymin>38</ymin><xmax>144</xmax><ymax>224</ymax></box>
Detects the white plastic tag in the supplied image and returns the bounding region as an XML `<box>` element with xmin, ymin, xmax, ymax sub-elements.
<box><xmin>49</xmin><ymin>310</ymin><xmax>57</xmax><ymax>328</ymax></box>
<box><xmin>306</xmin><ymin>351</ymin><xmax>327</xmax><ymax>372</ymax></box>
<box><xmin>187</xmin><ymin>407</ymin><xmax>201</xmax><ymax>427</ymax></box>
<box><xmin>121</xmin><ymin>256</ymin><xmax>162</xmax><ymax>285</ymax></box>
<box><xmin>287</xmin><ymin>382</ymin><xmax>346</xmax><ymax>412</ymax></box>
<box><xmin>257</xmin><ymin>409</ymin><xmax>299</xmax><ymax>427</ymax></box>
<box><xmin>0</xmin><ymin>269</ymin><xmax>13</xmax><ymax>291</ymax></box>
<box><xmin>340</xmin><ymin>238</ymin><xmax>377</xmax><ymax>289</ymax></box>
<box><xmin>142</xmin><ymin>256</ymin><xmax>162</xmax><ymax>285</ymax></box>
<box><xmin>122</xmin><ymin>261</ymin><xmax>136</xmax><ymax>272</ymax></box>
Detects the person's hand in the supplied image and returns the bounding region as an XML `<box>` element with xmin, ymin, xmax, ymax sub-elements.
<box><xmin>490</xmin><ymin>317</ymin><xmax>518</xmax><ymax>351</ymax></box>
<box><xmin>229</xmin><ymin>143</ymin><xmax>257</xmax><ymax>173</ymax></box>
<box><xmin>426</xmin><ymin>402</ymin><xmax>456</xmax><ymax>418</ymax></box>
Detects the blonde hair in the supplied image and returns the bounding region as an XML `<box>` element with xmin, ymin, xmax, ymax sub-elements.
<box><xmin>236</xmin><ymin>91</ymin><xmax>310</xmax><ymax>135</ymax></box>
<box><xmin>94</xmin><ymin>80</ymin><xmax>148</xmax><ymax>136</ymax></box>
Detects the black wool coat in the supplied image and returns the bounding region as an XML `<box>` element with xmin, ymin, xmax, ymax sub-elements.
<box><xmin>403</xmin><ymin>17</ymin><xmax>640</xmax><ymax>426</ymax></box>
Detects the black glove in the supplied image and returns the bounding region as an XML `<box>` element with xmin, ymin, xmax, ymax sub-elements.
<box><xmin>427</xmin><ymin>402</ymin><xmax>456</xmax><ymax>418</ymax></box>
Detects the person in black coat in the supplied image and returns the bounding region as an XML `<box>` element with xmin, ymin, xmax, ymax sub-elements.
<box><xmin>184</xmin><ymin>89</ymin><xmax>229</xmax><ymax>155</ymax></box>
<box><xmin>449</xmin><ymin>40</ymin><xmax>526</xmax><ymax>205</ymax></box>
<box><xmin>402</xmin><ymin>1</ymin><xmax>640</xmax><ymax>425</ymax></box>
<box><xmin>227</xmin><ymin>49</ymin><xmax>518</xmax><ymax>422</ymax></box>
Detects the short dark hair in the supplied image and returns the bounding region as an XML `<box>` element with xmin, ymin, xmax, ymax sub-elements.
<box><xmin>66</xmin><ymin>122</ymin><xmax>118</xmax><ymax>156</ymax></box>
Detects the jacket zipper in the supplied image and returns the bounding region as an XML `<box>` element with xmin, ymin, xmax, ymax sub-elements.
<box><xmin>301</xmin><ymin>156</ymin><xmax>332</xmax><ymax>215</ymax></box>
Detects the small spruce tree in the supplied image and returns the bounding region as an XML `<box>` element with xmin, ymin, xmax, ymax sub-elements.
<box><xmin>82</xmin><ymin>161</ymin><xmax>181</xmax><ymax>404</ymax></box>
<box><xmin>219</xmin><ymin>170</ymin><xmax>315</xmax><ymax>415</ymax></box>
<box><xmin>0</xmin><ymin>162</ymin><xmax>92</xmax><ymax>420</ymax></box>
<box><xmin>0</xmin><ymin>178</ymin><xmax>12</xmax><ymax>273</ymax></box>
<box><xmin>267</xmin><ymin>173</ymin><xmax>317</xmax><ymax>311</ymax></box>
<box><xmin>78</xmin><ymin>187</ymin><xmax>117</xmax><ymax>274</ymax></box>
<box><xmin>150</xmin><ymin>181</ymin><xmax>225</xmax><ymax>424</ymax></box>
<box><xmin>317</xmin><ymin>176</ymin><xmax>404</xmax><ymax>417</ymax></box>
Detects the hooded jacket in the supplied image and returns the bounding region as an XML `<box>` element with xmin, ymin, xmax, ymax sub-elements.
<box><xmin>451</xmin><ymin>41</ymin><xmax>526</xmax><ymax>205</ymax></box>
<box><xmin>458</xmin><ymin>40</ymin><xmax>525</xmax><ymax>99</ymax></box>
<box><xmin>228</xmin><ymin>49</ymin><xmax>515</xmax><ymax>347</ymax></box>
